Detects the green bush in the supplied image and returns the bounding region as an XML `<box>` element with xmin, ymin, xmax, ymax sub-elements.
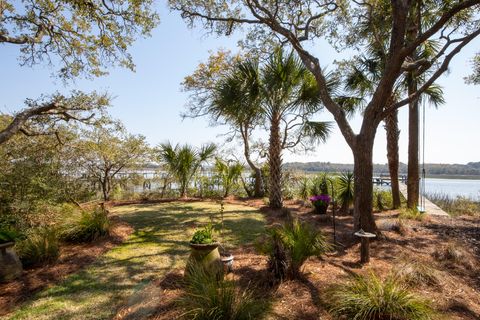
<box><xmin>297</xmin><ymin>176</ymin><xmax>311</xmax><ymax>200</ymax></box>
<box><xmin>179</xmin><ymin>264</ymin><xmax>264</xmax><ymax>320</ymax></box>
<box><xmin>373</xmin><ymin>189</ymin><xmax>393</xmax><ymax>211</ymax></box>
<box><xmin>310</xmin><ymin>173</ymin><xmax>330</xmax><ymax>196</ymax></box>
<box><xmin>427</xmin><ymin>192</ymin><xmax>480</xmax><ymax>216</ymax></box>
<box><xmin>17</xmin><ymin>227</ymin><xmax>60</xmax><ymax>267</ymax></box>
<box><xmin>337</xmin><ymin>171</ymin><xmax>354</xmax><ymax>213</ymax></box>
<box><xmin>0</xmin><ymin>228</ymin><xmax>21</xmax><ymax>244</ymax></box>
<box><xmin>327</xmin><ymin>272</ymin><xmax>434</xmax><ymax>320</ymax></box>
<box><xmin>190</xmin><ymin>224</ymin><xmax>215</xmax><ymax>244</ymax></box>
<box><xmin>399</xmin><ymin>208</ymin><xmax>426</xmax><ymax>221</ymax></box>
<box><xmin>258</xmin><ymin>219</ymin><xmax>330</xmax><ymax>280</ymax></box>
<box><xmin>61</xmin><ymin>206</ymin><xmax>111</xmax><ymax>243</ymax></box>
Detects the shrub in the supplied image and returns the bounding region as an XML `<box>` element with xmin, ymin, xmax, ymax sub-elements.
<box><xmin>179</xmin><ymin>264</ymin><xmax>264</xmax><ymax>320</ymax></box>
<box><xmin>297</xmin><ymin>177</ymin><xmax>311</xmax><ymax>200</ymax></box>
<box><xmin>426</xmin><ymin>192</ymin><xmax>479</xmax><ymax>216</ymax></box>
<box><xmin>17</xmin><ymin>227</ymin><xmax>59</xmax><ymax>267</ymax></box>
<box><xmin>310</xmin><ymin>173</ymin><xmax>330</xmax><ymax>197</ymax></box>
<box><xmin>337</xmin><ymin>171</ymin><xmax>354</xmax><ymax>213</ymax></box>
<box><xmin>61</xmin><ymin>206</ymin><xmax>111</xmax><ymax>243</ymax></box>
<box><xmin>258</xmin><ymin>219</ymin><xmax>330</xmax><ymax>280</ymax></box>
<box><xmin>373</xmin><ymin>189</ymin><xmax>393</xmax><ymax>211</ymax></box>
<box><xmin>399</xmin><ymin>208</ymin><xmax>426</xmax><ymax>221</ymax></box>
<box><xmin>190</xmin><ymin>224</ymin><xmax>215</xmax><ymax>244</ymax></box>
<box><xmin>0</xmin><ymin>228</ymin><xmax>21</xmax><ymax>244</ymax></box>
<box><xmin>328</xmin><ymin>272</ymin><xmax>434</xmax><ymax>320</ymax></box>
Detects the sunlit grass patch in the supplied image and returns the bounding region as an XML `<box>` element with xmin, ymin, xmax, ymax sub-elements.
<box><xmin>4</xmin><ymin>201</ymin><xmax>265</xmax><ymax>320</ymax></box>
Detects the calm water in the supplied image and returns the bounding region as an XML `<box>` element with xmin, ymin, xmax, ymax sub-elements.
<box><xmin>423</xmin><ymin>178</ymin><xmax>480</xmax><ymax>200</ymax></box>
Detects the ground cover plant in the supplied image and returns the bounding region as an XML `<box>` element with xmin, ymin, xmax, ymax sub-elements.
<box><xmin>258</xmin><ymin>218</ymin><xmax>330</xmax><ymax>280</ymax></box>
<box><xmin>60</xmin><ymin>206</ymin><xmax>111</xmax><ymax>243</ymax></box>
<box><xmin>16</xmin><ymin>227</ymin><xmax>60</xmax><ymax>267</ymax></box>
<box><xmin>327</xmin><ymin>272</ymin><xmax>434</xmax><ymax>320</ymax></box>
<box><xmin>179</xmin><ymin>264</ymin><xmax>265</xmax><ymax>320</ymax></box>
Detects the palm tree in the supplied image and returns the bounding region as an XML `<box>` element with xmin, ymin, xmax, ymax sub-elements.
<box><xmin>214</xmin><ymin>158</ymin><xmax>244</xmax><ymax>197</ymax></box>
<box><xmin>213</xmin><ymin>49</ymin><xmax>331</xmax><ymax>209</ymax></box>
<box><xmin>257</xmin><ymin>50</ymin><xmax>331</xmax><ymax>209</ymax></box>
<box><xmin>212</xmin><ymin>62</ymin><xmax>265</xmax><ymax>197</ymax></box>
<box><xmin>158</xmin><ymin>142</ymin><xmax>216</xmax><ymax>198</ymax></box>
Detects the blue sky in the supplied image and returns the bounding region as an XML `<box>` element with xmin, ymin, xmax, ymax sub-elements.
<box><xmin>1</xmin><ymin>7</ymin><xmax>479</xmax><ymax>165</ymax></box>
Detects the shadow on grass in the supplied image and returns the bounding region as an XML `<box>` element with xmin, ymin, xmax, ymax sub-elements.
<box><xmin>6</xmin><ymin>201</ymin><xmax>265</xmax><ymax>320</ymax></box>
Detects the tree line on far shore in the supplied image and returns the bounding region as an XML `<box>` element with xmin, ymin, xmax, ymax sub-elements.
<box><xmin>284</xmin><ymin>162</ymin><xmax>480</xmax><ymax>177</ymax></box>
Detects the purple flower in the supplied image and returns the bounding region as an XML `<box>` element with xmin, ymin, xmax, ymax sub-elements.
<box><xmin>310</xmin><ymin>194</ymin><xmax>331</xmax><ymax>206</ymax></box>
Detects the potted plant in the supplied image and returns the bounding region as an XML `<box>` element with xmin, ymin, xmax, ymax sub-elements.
<box><xmin>186</xmin><ymin>224</ymin><xmax>222</xmax><ymax>277</ymax></box>
<box><xmin>0</xmin><ymin>229</ymin><xmax>23</xmax><ymax>282</ymax></box>
<box><xmin>310</xmin><ymin>194</ymin><xmax>331</xmax><ymax>215</ymax></box>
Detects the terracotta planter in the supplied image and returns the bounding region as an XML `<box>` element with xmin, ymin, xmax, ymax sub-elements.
<box><xmin>0</xmin><ymin>242</ymin><xmax>23</xmax><ymax>282</ymax></box>
<box><xmin>186</xmin><ymin>242</ymin><xmax>222</xmax><ymax>277</ymax></box>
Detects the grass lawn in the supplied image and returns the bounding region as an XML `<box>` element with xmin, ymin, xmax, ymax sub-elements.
<box><xmin>3</xmin><ymin>201</ymin><xmax>265</xmax><ymax>320</ymax></box>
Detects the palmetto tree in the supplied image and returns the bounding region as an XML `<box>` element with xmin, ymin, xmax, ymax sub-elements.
<box><xmin>217</xmin><ymin>49</ymin><xmax>331</xmax><ymax>209</ymax></box>
<box><xmin>211</xmin><ymin>61</ymin><xmax>265</xmax><ymax>197</ymax></box>
<box><xmin>158</xmin><ymin>142</ymin><xmax>216</xmax><ymax>198</ymax></box>
<box><xmin>214</xmin><ymin>158</ymin><xmax>244</xmax><ymax>197</ymax></box>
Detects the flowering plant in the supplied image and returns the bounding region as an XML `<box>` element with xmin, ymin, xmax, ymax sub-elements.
<box><xmin>310</xmin><ymin>194</ymin><xmax>331</xmax><ymax>207</ymax></box>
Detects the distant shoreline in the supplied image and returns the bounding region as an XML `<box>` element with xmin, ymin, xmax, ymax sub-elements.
<box><xmin>296</xmin><ymin>171</ymin><xmax>480</xmax><ymax>180</ymax></box>
<box><xmin>284</xmin><ymin>161</ymin><xmax>480</xmax><ymax>177</ymax></box>
<box><xmin>424</xmin><ymin>174</ymin><xmax>480</xmax><ymax>180</ymax></box>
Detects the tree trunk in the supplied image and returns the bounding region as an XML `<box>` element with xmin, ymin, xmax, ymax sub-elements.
<box><xmin>241</xmin><ymin>124</ymin><xmax>264</xmax><ymax>197</ymax></box>
<box><xmin>353</xmin><ymin>136</ymin><xmax>377</xmax><ymax>233</ymax></box>
<box><xmin>407</xmin><ymin>2</ymin><xmax>421</xmax><ymax>209</ymax></box>
<box><xmin>407</xmin><ymin>83</ymin><xmax>420</xmax><ymax>209</ymax></box>
<box><xmin>384</xmin><ymin>109</ymin><xmax>401</xmax><ymax>209</ymax></box>
<box><xmin>268</xmin><ymin>112</ymin><xmax>283</xmax><ymax>209</ymax></box>
<box><xmin>101</xmin><ymin>178</ymin><xmax>110</xmax><ymax>201</ymax></box>
<box><xmin>252</xmin><ymin>168</ymin><xmax>265</xmax><ymax>198</ymax></box>
<box><xmin>180</xmin><ymin>186</ymin><xmax>187</xmax><ymax>198</ymax></box>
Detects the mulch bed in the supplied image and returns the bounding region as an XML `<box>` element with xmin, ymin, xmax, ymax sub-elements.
<box><xmin>0</xmin><ymin>217</ymin><xmax>133</xmax><ymax>316</ymax></box>
<box><xmin>146</xmin><ymin>198</ymin><xmax>480</xmax><ymax>320</ymax></box>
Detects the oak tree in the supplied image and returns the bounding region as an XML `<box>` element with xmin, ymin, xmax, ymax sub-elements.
<box><xmin>170</xmin><ymin>0</ymin><xmax>480</xmax><ymax>232</ymax></box>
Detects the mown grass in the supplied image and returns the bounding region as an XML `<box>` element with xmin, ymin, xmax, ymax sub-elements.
<box><xmin>3</xmin><ymin>201</ymin><xmax>265</xmax><ymax>320</ymax></box>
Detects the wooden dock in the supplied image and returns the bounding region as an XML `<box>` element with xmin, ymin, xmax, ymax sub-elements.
<box><xmin>373</xmin><ymin>175</ymin><xmax>407</xmax><ymax>186</ymax></box>
<box><xmin>398</xmin><ymin>183</ymin><xmax>449</xmax><ymax>216</ymax></box>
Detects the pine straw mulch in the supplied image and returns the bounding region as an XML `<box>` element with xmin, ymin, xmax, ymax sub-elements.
<box><xmin>0</xmin><ymin>217</ymin><xmax>133</xmax><ymax>316</ymax></box>
<box><xmin>137</xmin><ymin>198</ymin><xmax>479</xmax><ymax>320</ymax></box>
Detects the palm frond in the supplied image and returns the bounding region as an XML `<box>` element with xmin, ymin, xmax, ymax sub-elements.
<box><xmin>302</xmin><ymin>121</ymin><xmax>334</xmax><ymax>144</ymax></box>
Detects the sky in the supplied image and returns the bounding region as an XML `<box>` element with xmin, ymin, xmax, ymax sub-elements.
<box><xmin>1</xmin><ymin>5</ymin><xmax>479</xmax><ymax>165</ymax></box>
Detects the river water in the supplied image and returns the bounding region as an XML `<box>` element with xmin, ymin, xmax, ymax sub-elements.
<box><xmin>423</xmin><ymin>178</ymin><xmax>480</xmax><ymax>200</ymax></box>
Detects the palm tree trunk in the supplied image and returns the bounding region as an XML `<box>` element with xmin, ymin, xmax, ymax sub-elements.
<box><xmin>384</xmin><ymin>108</ymin><xmax>401</xmax><ymax>209</ymax></box>
<box><xmin>180</xmin><ymin>178</ymin><xmax>188</xmax><ymax>198</ymax></box>
<box><xmin>407</xmin><ymin>81</ymin><xmax>420</xmax><ymax>209</ymax></box>
<box><xmin>269</xmin><ymin>112</ymin><xmax>283</xmax><ymax>209</ymax></box>
<box><xmin>407</xmin><ymin>2</ymin><xmax>421</xmax><ymax>209</ymax></box>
